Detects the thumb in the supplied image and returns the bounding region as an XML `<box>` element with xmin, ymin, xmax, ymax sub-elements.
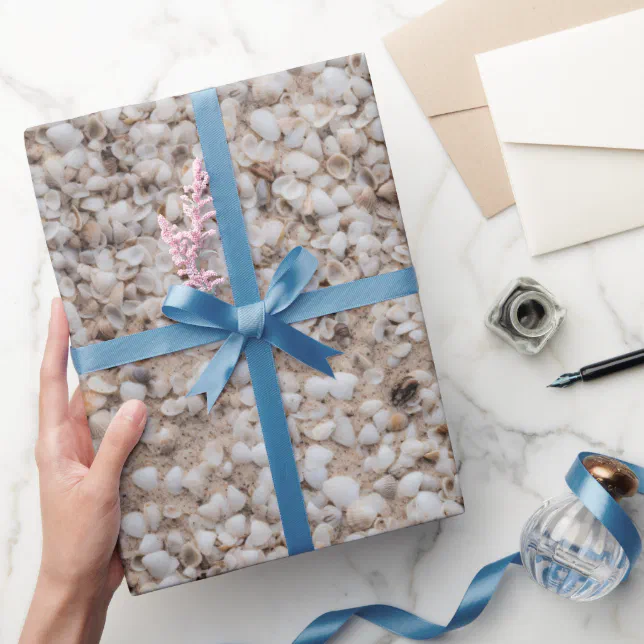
<box><xmin>88</xmin><ymin>400</ymin><xmax>147</xmax><ymax>493</ymax></box>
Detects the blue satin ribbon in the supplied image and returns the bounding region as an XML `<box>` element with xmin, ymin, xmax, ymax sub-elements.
<box><xmin>293</xmin><ymin>452</ymin><xmax>644</xmax><ymax>643</ymax></box>
<box><xmin>68</xmin><ymin>87</ymin><xmax>420</xmax><ymax>557</ymax></box>
<box><xmin>162</xmin><ymin>246</ymin><xmax>341</xmax><ymax>411</ymax></box>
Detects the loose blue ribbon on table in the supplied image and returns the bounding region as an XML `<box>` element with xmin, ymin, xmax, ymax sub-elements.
<box><xmin>70</xmin><ymin>88</ymin><xmax>419</xmax><ymax>556</ymax></box>
<box><xmin>293</xmin><ymin>451</ymin><xmax>644</xmax><ymax>643</ymax></box>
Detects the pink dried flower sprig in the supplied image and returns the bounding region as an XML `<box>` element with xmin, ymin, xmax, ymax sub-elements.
<box><xmin>158</xmin><ymin>158</ymin><xmax>225</xmax><ymax>293</ymax></box>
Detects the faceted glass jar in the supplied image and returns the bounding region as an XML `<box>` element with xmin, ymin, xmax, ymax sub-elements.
<box><xmin>520</xmin><ymin>493</ymin><xmax>630</xmax><ymax>601</ymax></box>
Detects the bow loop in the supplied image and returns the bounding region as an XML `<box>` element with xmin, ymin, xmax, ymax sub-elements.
<box><xmin>166</xmin><ymin>246</ymin><xmax>339</xmax><ymax>410</ymax></box>
<box><xmin>264</xmin><ymin>246</ymin><xmax>319</xmax><ymax>314</ymax></box>
<box><xmin>162</xmin><ymin>284</ymin><xmax>238</xmax><ymax>332</ymax></box>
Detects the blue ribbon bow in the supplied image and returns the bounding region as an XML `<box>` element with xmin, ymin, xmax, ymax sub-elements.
<box><xmin>163</xmin><ymin>246</ymin><xmax>341</xmax><ymax>411</ymax></box>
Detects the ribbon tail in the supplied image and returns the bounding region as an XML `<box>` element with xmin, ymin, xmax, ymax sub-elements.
<box><xmin>263</xmin><ymin>315</ymin><xmax>341</xmax><ymax>378</ymax></box>
<box><xmin>293</xmin><ymin>553</ymin><xmax>522</xmax><ymax>643</ymax></box>
<box><xmin>188</xmin><ymin>333</ymin><xmax>246</xmax><ymax>411</ymax></box>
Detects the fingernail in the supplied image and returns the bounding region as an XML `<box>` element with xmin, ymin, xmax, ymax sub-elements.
<box><xmin>118</xmin><ymin>400</ymin><xmax>147</xmax><ymax>429</ymax></box>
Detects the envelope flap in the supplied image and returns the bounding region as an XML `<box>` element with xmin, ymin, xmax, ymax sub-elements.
<box><xmin>384</xmin><ymin>0</ymin><xmax>644</xmax><ymax>118</ymax></box>
<box><xmin>477</xmin><ymin>9</ymin><xmax>644</xmax><ymax>151</ymax></box>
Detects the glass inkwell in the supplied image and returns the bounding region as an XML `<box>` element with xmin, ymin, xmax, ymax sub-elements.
<box><xmin>485</xmin><ymin>277</ymin><xmax>566</xmax><ymax>355</ymax></box>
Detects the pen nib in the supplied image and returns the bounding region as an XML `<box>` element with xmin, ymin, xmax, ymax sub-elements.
<box><xmin>548</xmin><ymin>371</ymin><xmax>582</xmax><ymax>388</ymax></box>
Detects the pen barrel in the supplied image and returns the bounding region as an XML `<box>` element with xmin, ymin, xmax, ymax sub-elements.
<box><xmin>580</xmin><ymin>349</ymin><xmax>644</xmax><ymax>381</ymax></box>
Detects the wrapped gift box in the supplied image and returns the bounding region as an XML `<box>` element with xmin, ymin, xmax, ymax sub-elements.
<box><xmin>24</xmin><ymin>53</ymin><xmax>464</xmax><ymax>595</ymax></box>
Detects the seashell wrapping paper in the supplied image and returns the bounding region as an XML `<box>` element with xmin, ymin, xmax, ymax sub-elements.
<box><xmin>24</xmin><ymin>53</ymin><xmax>464</xmax><ymax>595</ymax></box>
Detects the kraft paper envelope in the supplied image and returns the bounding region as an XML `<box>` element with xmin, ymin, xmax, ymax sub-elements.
<box><xmin>476</xmin><ymin>9</ymin><xmax>644</xmax><ymax>256</ymax></box>
<box><xmin>384</xmin><ymin>0</ymin><xmax>644</xmax><ymax>218</ymax></box>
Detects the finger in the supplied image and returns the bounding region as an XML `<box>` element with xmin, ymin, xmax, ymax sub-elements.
<box><xmin>39</xmin><ymin>298</ymin><xmax>70</xmax><ymax>430</ymax></box>
<box><xmin>69</xmin><ymin>387</ymin><xmax>88</xmax><ymax>424</ymax></box>
<box><xmin>86</xmin><ymin>400</ymin><xmax>147</xmax><ymax>493</ymax></box>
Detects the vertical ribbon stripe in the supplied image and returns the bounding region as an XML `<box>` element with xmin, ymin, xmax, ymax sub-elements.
<box><xmin>191</xmin><ymin>88</ymin><xmax>314</xmax><ymax>555</ymax></box>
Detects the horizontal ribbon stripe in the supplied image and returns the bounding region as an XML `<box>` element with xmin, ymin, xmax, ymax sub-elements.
<box><xmin>293</xmin><ymin>452</ymin><xmax>644</xmax><ymax>643</ymax></box>
<box><xmin>70</xmin><ymin>267</ymin><xmax>418</xmax><ymax>375</ymax></box>
<box><xmin>70</xmin><ymin>323</ymin><xmax>229</xmax><ymax>374</ymax></box>
<box><xmin>278</xmin><ymin>266</ymin><xmax>418</xmax><ymax>324</ymax></box>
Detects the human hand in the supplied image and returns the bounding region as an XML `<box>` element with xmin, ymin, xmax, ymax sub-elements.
<box><xmin>20</xmin><ymin>299</ymin><xmax>147</xmax><ymax>644</ymax></box>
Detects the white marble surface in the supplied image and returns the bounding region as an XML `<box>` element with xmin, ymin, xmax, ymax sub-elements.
<box><xmin>2</xmin><ymin>1</ymin><xmax>644</xmax><ymax>642</ymax></box>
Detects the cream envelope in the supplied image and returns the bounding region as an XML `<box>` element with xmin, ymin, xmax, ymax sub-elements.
<box><xmin>384</xmin><ymin>0</ymin><xmax>644</xmax><ymax>218</ymax></box>
<box><xmin>477</xmin><ymin>9</ymin><xmax>644</xmax><ymax>255</ymax></box>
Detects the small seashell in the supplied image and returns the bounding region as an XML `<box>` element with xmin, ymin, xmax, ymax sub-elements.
<box><xmin>160</xmin><ymin>397</ymin><xmax>187</xmax><ymax>416</ymax></box>
<box><xmin>198</xmin><ymin>494</ymin><xmax>228</xmax><ymax>522</ymax></box>
<box><xmin>116</xmin><ymin>245</ymin><xmax>146</xmax><ymax>266</ymax></box>
<box><xmin>391</xmin><ymin>377</ymin><xmax>420</xmax><ymax>407</ymax></box>
<box><xmin>163</xmin><ymin>504</ymin><xmax>182</xmax><ymax>520</ymax></box>
<box><xmin>46</xmin><ymin>122</ymin><xmax>83</xmax><ymax>153</ymax></box>
<box><xmin>325</xmin><ymin>259</ymin><xmax>349</xmax><ymax>286</ymax></box>
<box><xmin>356</xmin><ymin>167</ymin><xmax>377</xmax><ymax>190</ymax></box>
<box><xmin>328</xmin><ymin>372</ymin><xmax>358</xmax><ymax>400</ymax></box>
<box><xmin>143</xmin><ymin>503</ymin><xmax>162</xmax><ymax>532</ymax></box>
<box><xmin>331</xmin><ymin>414</ymin><xmax>355</xmax><ymax>447</ymax></box>
<box><xmin>359</xmin><ymin>400</ymin><xmax>383</xmax><ymax>417</ymax></box>
<box><xmin>409</xmin><ymin>491</ymin><xmax>443</xmax><ymax>522</ymax></box>
<box><xmin>305</xmin><ymin>467</ymin><xmax>328</xmax><ymax>489</ymax></box>
<box><xmin>282</xmin><ymin>151</ymin><xmax>320</xmax><ymax>178</ymax></box>
<box><xmin>231</xmin><ymin>441</ymin><xmax>253</xmax><ymax>464</ymax></box>
<box><xmin>305</xmin><ymin>420</ymin><xmax>336</xmax><ymax>441</ymax></box>
<box><xmin>132</xmin><ymin>466</ymin><xmax>158</xmax><ymax>492</ymax></box>
<box><xmin>389</xmin><ymin>412</ymin><xmax>409</xmax><ymax>432</ymax></box>
<box><xmin>393</xmin><ymin>343</ymin><xmax>412</xmax><ymax>358</ymax></box>
<box><xmin>358</xmin><ymin>423</ymin><xmax>380</xmax><ymax>445</ymax></box>
<box><xmin>401</xmin><ymin>439</ymin><xmax>428</xmax><ymax>458</ymax></box>
<box><xmin>373</xmin><ymin>409</ymin><xmax>392</xmax><ymax>432</ymax></box>
<box><xmin>179</xmin><ymin>543</ymin><xmax>203</xmax><ymax>568</ymax></box>
<box><xmin>311</xmin><ymin>188</ymin><xmax>339</xmax><ymax>217</ymax></box>
<box><xmin>326</xmin><ymin>153</ymin><xmax>352</xmax><ymax>180</ymax></box>
<box><xmin>120</xmin><ymin>381</ymin><xmax>147</xmax><ymax>402</ymax></box>
<box><xmin>87</xmin><ymin>375</ymin><xmax>117</xmax><ymax>395</ymax></box>
<box><xmin>305</xmin><ymin>445</ymin><xmax>334</xmax><ymax>470</ymax></box>
<box><xmin>312</xmin><ymin>522</ymin><xmax>334</xmax><ymax>548</ymax></box>
<box><xmin>386</xmin><ymin>305</ymin><xmax>409</xmax><ymax>324</ymax></box>
<box><xmin>142</xmin><ymin>550</ymin><xmax>177</xmax><ymax>580</ymax></box>
<box><xmin>105</xmin><ymin>304</ymin><xmax>125</xmax><ymax>331</ymax></box>
<box><xmin>225</xmin><ymin>514</ymin><xmax>248</xmax><ymax>538</ymax></box>
<box><xmin>227</xmin><ymin>486</ymin><xmax>247</xmax><ymax>513</ymax></box>
<box><xmin>329</xmin><ymin>231</ymin><xmax>347</xmax><ymax>259</ymax></box>
<box><xmin>246</xmin><ymin>520</ymin><xmax>273</xmax><ymax>547</ymax></box>
<box><xmin>121</xmin><ymin>512</ymin><xmax>146</xmax><ymax>538</ymax></box>
<box><xmin>323</xmin><ymin>476</ymin><xmax>360</xmax><ymax>510</ymax></box>
<box><xmin>84</xmin><ymin>116</ymin><xmax>108</xmax><ymax>141</ymax></box>
<box><xmin>374</xmin><ymin>475</ymin><xmax>398</xmax><ymax>500</ymax></box>
<box><xmin>165</xmin><ymin>466</ymin><xmax>184</xmax><ymax>495</ymax></box>
<box><xmin>355</xmin><ymin>186</ymin><xmax>376</xmax><ymax>211</ymax></box>
<box><xmin>250</xmin><ymin>108</ymin><xmax>281</xmax><ymax>141</ymax></box>
<box><xmin>398</xmin><ymin>472</ymin><xmax>424</xmax><ymax>498</ymax></box>
<box><xmin>346</xmin><ymin>499</ymin><xmax>378</xmax><ymax>531</ymax></box>
<box><xmin>195</xmin><ymin>530</ymin><xmax>217</xmax><ymax>556</ymax></box>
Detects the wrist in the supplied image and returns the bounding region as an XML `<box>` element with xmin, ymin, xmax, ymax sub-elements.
<box><xmin>21</xmin><ymin>573</ymin><xmax>108</xmax><ymax>644</ymax></box>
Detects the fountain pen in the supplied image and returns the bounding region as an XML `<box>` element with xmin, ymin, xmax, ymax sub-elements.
<box><xmin>548</xmin><ymin>348</ymin><xmax>644</xmax><ymax>388</ymax></box>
